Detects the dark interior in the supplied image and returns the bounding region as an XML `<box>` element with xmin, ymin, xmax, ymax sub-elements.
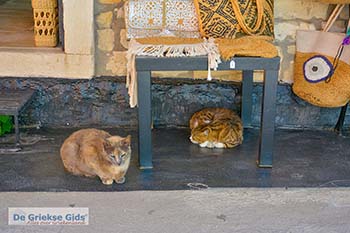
<box><xmin>0</xmin><ymin>0</ymin><xmax>34</xmax><ymax>47</ymax></box>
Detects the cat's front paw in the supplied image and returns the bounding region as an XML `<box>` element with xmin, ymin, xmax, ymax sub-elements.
<box><xmin>214</xmin><ymin>142</ymin><xmax>225</xmax><ymax>148</ymax></box>
<box><xmin>101</xmin><ymin>178</ymin><xmax>114</xmax><ymax>185</ymax></box>
<box><xmin>115</xmin><ymin>177</ymin><xmax>126</xmax><ymax>184</ymax></box>
<box><xmin>199</xmin><ymin>141</ymin><xmax>208</xmax><ymax>148</ymax></box>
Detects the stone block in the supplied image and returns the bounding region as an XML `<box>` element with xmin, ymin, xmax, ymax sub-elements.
<box><xmin>287</xmin><ymin>45</ymin><xmax>296</xmax><ymax>55</ymax></box>
<box><xmin>97</xmin><ymin>11</ymin><xmax>113</xmax><ymax>29</ymax></box>
<box><xmin>120</xmin><ymin>29</ymin><xmax>129</xmax><ymax>49</ymax></box>
<box><xmin>98</xmin><ymin>29</ymin><xmax>115</xmax><ymax>52</ymax></box>
<box><xmin>275</xmin><ymin>0</ymin><xmax>328</xmax><ymax>20</ymax></box>
<box><xmin>275</xmin><ymin>22</ymin><xmax>316</xmax><ymax>41</ymax></box>
<box><xmin>282</xmin><ymin>60</ymin><xmax>295</xmax><ymax>84</ymax></box>
<box><xmin>106</xmin><ymin>51</ymin><xmax>127</xmax><ymax>76</ymax></box>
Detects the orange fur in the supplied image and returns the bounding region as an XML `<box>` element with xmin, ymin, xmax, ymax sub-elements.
<box><xmin>60</xmin><ymin>129</ymin><xmax>131</xmax><ymax>185</ymax></box>
<box><xmin>190</xmin><ymin>108</ymin><xmax>243</xmax><ymax>148</ymax></box>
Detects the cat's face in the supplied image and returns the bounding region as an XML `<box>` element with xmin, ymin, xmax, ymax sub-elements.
<box><xmin>190</xmin><ymin>128</ymin><xmax>226</xmax><ymax>148</ymax></box>
<box><xmin>104</xmin><ymin>135</ymin><xmax>131</xmax><ymax>166</ymax></box>
<box><xmin>190</xmin><ymin>127</ymin><xmax>209</xmax><ymax>144</ymax></box>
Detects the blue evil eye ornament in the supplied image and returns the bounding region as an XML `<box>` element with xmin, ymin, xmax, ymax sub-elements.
<box><xmin>303</xmin><ymin>55</ymin><xmax>334</xmax><ymax>83</ymax></box>
<box><xmin>343</xmin><ymin>35</ymin><xmax>350</xmax><ymax>46</ymax></box>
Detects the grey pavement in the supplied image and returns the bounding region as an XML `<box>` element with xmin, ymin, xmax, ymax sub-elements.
<box><xmin>1</xmin><ymin>188</ymin><xmax>350</xmax><ymax>233</ymax></box>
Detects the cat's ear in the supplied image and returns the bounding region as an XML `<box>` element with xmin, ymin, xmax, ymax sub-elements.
<box><xmin>103</xmin><ymin>141</ymin><xmax>113</xmax><ymax>154</ymax></box>
<box><xmin>191</xmin><ymin>119</ymin><xmax>198</xmax><ymax>129</ymax></box>
<box><xmin>122</xmin><ymin>135</ymin><xmax>131</xmax><ymax>147</ymax></box>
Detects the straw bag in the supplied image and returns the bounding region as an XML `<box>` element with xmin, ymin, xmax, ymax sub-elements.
<box><xmin>125</xmin><ymin>0</ymin><xmax>200</xmax><ymax>39</ymax></box>
<box><xmin>193</xmin><ymin>0</ymin><xmax>274</xmax><ymax>39</ymax></box>
<box><xmin>292</xmin><ymin>11</ymin><xmax>350</xmax><ymax>107</ymax></box>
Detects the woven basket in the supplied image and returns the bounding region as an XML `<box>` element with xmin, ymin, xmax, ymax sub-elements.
<box><xmin>293</xmin><ymin>52</ymin><xmax>350</xmax><ymax>107</ymax></box>
<box><xmin>31</xmin><ymin>0</ymin><xmax>58</xmax><ymax>47</ymax></box>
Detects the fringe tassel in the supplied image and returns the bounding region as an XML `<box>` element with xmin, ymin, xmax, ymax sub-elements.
<box><xmin>126</xmin><ymin>38</ymin><xmax>221</xmax><ymax>108</ymax></box>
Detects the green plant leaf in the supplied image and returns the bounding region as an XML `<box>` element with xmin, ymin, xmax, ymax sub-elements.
<box><xmin>0</xmin><ymin>115</ymin><xmax>13</xmax><ymax>135</ymax></box>
<box><xmin>0</xmin><ymin>115</ymin><xmax>11</xmax><ymax>123</ymax></box>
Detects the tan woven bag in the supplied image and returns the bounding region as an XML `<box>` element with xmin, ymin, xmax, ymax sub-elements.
<box><xmin>193</xmin><ymin>0</ymin><xmax>274</xmax><ymax>38</ymax></box>
<box><xmin>292</xmin><ymin>5</ymin><xmax>350</xmax><ymax>107</ymax></box>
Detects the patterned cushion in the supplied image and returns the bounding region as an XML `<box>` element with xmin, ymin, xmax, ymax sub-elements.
<box><xmin>193</xmin><ymin>0</ymin><xmax>274</xmax><ymax>38</ymax></box>
<box><xmin>125</xmin><ymin>0</ymin><xmax>200</xmax><ymax>39</ymax></box>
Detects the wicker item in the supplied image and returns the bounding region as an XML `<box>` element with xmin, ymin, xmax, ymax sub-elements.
<box><xmin>193</xmin><ymin>0</ymin><xmax>274</xmax><ymax>39</ymax></box>
<box><xmin>31</xmin><ymin>0</ymin><xmax>58</xmax><ymax>47</ymax></box>
<box><xmin>292</xmin><ymin>4</ymin><xmax>350</xmax><ymax>108</ymax></box>
<box><xmin>293</xmin><ymin>32</ymin><xmax>350</xmax><ymax>107</ymax></box>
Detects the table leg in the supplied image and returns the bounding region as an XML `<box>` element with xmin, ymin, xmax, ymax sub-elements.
<box><xmin>334</xmin><ymin>103</ymin><xmax>348</xmax><ymax>135</ymax></box>
<box><xmin>137</xmin><ymin>71</ymin><xmax>153</xmax><ymax>169</ymax></box>
<box><xmin>242</xmin><ymin>70</ymin><xmax>254</xmax><ymax>128</ymax></box>
<box><xmin>14</xmin><ymin>114</ymin><xmax>20</xmax><ymax>146</ymax></box>
<box><xmin>258</xmin><ymin>70</ymin><xmax>278</xmax><ymax>168</ymax></box>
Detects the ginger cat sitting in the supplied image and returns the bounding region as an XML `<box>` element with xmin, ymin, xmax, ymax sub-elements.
<box><xmin>60</xmin><ymin>128</ymin><xmax>131</xmax><ymax>185</ymax></box>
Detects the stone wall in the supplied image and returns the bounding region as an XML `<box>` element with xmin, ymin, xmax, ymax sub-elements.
<box><xmin>94</xmin><ymin>0</ymin><xmax>349</xmax><ymax>83</ymax></box>
<box><xmin>0</xmin><ymin>78</ymin><xmax>348</xmax><ymax>129</ymax></box>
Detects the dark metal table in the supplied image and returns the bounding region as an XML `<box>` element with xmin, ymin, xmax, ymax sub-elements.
<box><xmin>136</xmin><ymin>56</ymin><xmax>280</xmax><ymax>169</ymax></box>
<box><xmin>0</xmin><ymin>89</ymin><xmax>35</xmax><ymax>147</ymax></box>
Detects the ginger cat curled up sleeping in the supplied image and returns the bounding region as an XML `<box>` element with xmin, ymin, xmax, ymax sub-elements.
<box><xmin>60</xmin><ymin>129</ymin><xmax>131</xmax><ymax>185</ymax></box>
<box><xmin>190</xmin><ymin>108</ymin><xmax>243</xmax><ymax>148</ymax></box>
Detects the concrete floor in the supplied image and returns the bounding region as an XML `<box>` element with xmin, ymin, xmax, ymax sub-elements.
<box><xmin>1</xmin><ymin>128</ymin><xmax>350</xmax><ymax>232</ymax></box>
<box><xmin>0</xmin><ymin>127</ymin><xmax>350</xmax><ymax>191</ymax></box>
<box><xmin>1</xmin><ymin>189</ymin><xmax>350</xmax><ymax>233</ymax></box>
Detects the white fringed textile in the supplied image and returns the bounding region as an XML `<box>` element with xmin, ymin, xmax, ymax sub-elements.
<box><xmin>126</xmin><ymin>38</ymin><xmax>221</xmax><ymax>107</ymax></box>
